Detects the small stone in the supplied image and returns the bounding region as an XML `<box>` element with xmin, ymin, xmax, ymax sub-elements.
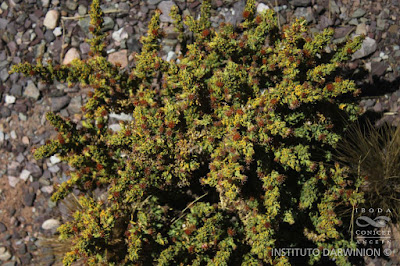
<box><xmin>23</xmin><ymin>81</ymin><xmax>40</xmax><ymax>100</ymax></box>
<box><xmin>0</xmin><ymin>222</ymin><xmax>6</xmax><ymax>233</ymax></box>
<box><xmin>290</xmin><ymin>0</ymin><xmax>311</xmax><ymax>7</ymax></box>
<box><xmin>22</xmin><ymin>136</ymin><xmax>29</xmax><ymax>145</ymax></box>
<box><xmin>356</xmin><ymin>23</ymin><xmax>367</xmax><ymax>35</ymax></box>
<box><xmin>0</xmin><ymin>247</ymin><xmax>12</xmax><ymax>261</ymax></box>
<box><xmin>294</xmin><ymin>7</ymin><xmax>315</xmax><ymax>23</ymax></box>
<box><xmin>50</xmin><ymin>155</ymin><xmax>61</xmax><ymax>165</ymax></box>
<box><xmin>23</xmin><ymin>192</ymin><xmax>36</xmax><ymax>207</ymax></box>
<box><xmin>0</xmin><ymin>68</ymin><xmax>9</xmax><ymax>82</ymax></box>
<box><xmin>51</xmin><ymin>96</ymin><xmax>71</xmax><ymax>112</ymax></box>
<box><xmin>109</xmin><ymin>112</ymin><xmax>133</xmax><ymax>121</ymax></box>
<box><xmin>42</xmin><ymin>0</ymin><xmax>50</xmax><ymax>8</ymax></box>
<box><xmin>43</xmin><ymin>10</ymin><xmax>60</xmax><ymax>30</ymax></box>
<box><xmin>48</xmin><ymin>165</ymin><xmax>60</xmax><ymax>173</ymax></box>
<box><xmin>256</xmin><ymin>3</ymin><xmax>269</xmax><ymax>13</ymax></box>
<box><xmin>158</xmin><ymin>1</ymin><xmax>176</xmax><ymax>23</ymax></box>
<box><xmin>10</xmin><ymin>131</ymin><xmax>17</xmax><ymax>139</ymax></box>
<box><xmin>371</xmin><ymin>61</ymin><xmax>388</xmax><ymax>77</ymax></box>
<box><xmin>0</xmin><ymin>106</ymin><xmax>11</xmax><ymax>118</ymax></box>
<box><xmin>109</xmin><ymin>124</ymin><xmax>121</xmax><ymax>132</ymax></box>
<box><xmin>148</xmin><ymin>0</ymin><xmax>162</xmax><ymax>5</ymax></box>
<box><xmin>44</xmin><ymin>30</ymin><xmax>55</xmax><ymax>42</ymax></box>
<box><xmin>66</xmin><ymin>0</ymin><xmax>78</xmax><ymax>11</ymax></box>
<box><xmin>41</xmin><ymin>219</ymin><xmax>61</xmax><ymax>230</ymax></box>
<box><xmin>112</xmin><ymin>28</ymin><xmax>129</xmax><ymax>42</ymax></box>
<box><xmin>20</xmin><ymin>169</ymin><xmax>31</xmax><ymax>181</ymax></box>
<box><xmin>108</xmin><ymin>49</ymin><xmax>128</xmax><ymax>68</ymax></box>
<box><xmin>25</xmin><ymin>162</ymin><xmax>42</xmax><ymax>178</ymax></box>
<box><xmin>10</xmin><ymin>84</ymin><xmax>22</xmax><ymax>96</ymax></box>
<box><xmin>8</xmin><ymin>176</ymin><xmax>19</xmax><ymax>187</ymax></box>
<box><xmin>5</xmin><ymin>95</ymin><xmax>16</xmax><ymax>104</ymax></box>
<box><xmin>351</xmin><ymin>8</ymin><xmax>366</xmax><ymax>18</ymax></box>
<box><xmin>352</xmin><ymin>37</ymin><xmax>377</xmax><ymax>60</ymax></box>
<box><xmin>102</xmin><ymin>17</ymin><xmax>114</xmax><ymax>32</ymax></box>
<box><xmin>41</xmin><ymin>186</ymin><xmax>54</xmax><ymax>194</ymax></box>
<box><xmin>166</xmin><ymin>51</ymin><xmax>177</xmax><ymax>62</ymax></box>
<box><xmin>78</xmin><ymin>5</ymin><xmax>87</xmax><ymax>16</ymax></box>
<box><xmin>63</xmin><ymin>48</ymin><xmax>80</xmax><ymax>65</ymax></box>
<box><xmin>53</xmin><ymin>27</ymin><xmax>62</xmax><ymax>37</ymax></box>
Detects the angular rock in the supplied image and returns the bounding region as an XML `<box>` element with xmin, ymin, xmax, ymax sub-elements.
<box><xmin>294</xmin><ymin>7</ymin><xmax>315</xmax><ymax>23</ymax></box>
<box><xmin>20</xmin><ymin>169</ymin><xmax>31</xmax><ymax>181</ymax></box>
<box><xmin>158</xmin><ymin>1</ymin><xmax>176</xmax><ymax>23</ymax></box>
<box><xmin>63</xmin><ymin>48</ymin><xmax>80</xmax><ymax>65</ymax></box>
<box><xmin>43</xmin><ymin>10</ymin><xmax>59</xmax><ymax>30</ymax></box>
<box><xmin>25</xmin><ymin>162</ymin><xmax>43</xmax><ymax>178</ymax></box>
<box><xmin>0</xmin><ymin>247</ymin><xmax>12</xmax><ymax>261</ymax></box>
<box><xmin>0</xmin><ymin>106</ymin><xmax>11</xmax><ymax>118</ymax></box>
<box><xmin>112</xmin><ymin>28</ymin><xmax>128</xmax><ymax>42</ymax></box>
<box><xmin>371</xmin><ymin>61</ymin><xmax>388</xmax><ymax>77</ymax></box>
<box><xmin>23</xmin><ymin>192</ymin><xmax>36</xmax><ymax>207</ymax></box>
<box><xmin>0</xmin><ymin>222</ymin><xmax>6</xmax><ymax>233</ymax></box>
<box><xmin>5</xmin><ymin>95</ymin><xmax>16</xmax><ymax>104</ymax></box>
<box><xmin>356</xmin><ymin>23</ymin><xmax>367</xmax><ymax>35</ymax></box>
<box><xmin>352</xmin><ymin>37</ymin><xmax>377</xmax><ymax>60</ymax></box>
<box><xmin>351</xmin><ymin>8</ymin><xmax>366</xmax><ymax>18</ymax></box>
<box><xmin>108</xmin><ymin>49</ymin><xmax>128</xmax><ymax>68</ymax></box>
<box><xmin>51</xmin><ymin>96</ymin><xmax>71</xmax><ymax>112</ymax></box>
<box><xmin>8</xmin><ymin>176</ymin><xmax>19</xmax><ymax>187</ymax></box>
<box><xmin>23</xmin><ymin>81</ymin><xmax>40</xmax><ymax>100</ymax></box>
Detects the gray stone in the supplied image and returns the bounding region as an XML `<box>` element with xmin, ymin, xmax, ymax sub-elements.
<box><xmin>112</xmin><ymin>28</ymin><xmax>128</xmax><ymax>42</ymax></box>
<box><xmin>8</xmin><ymin>175</ymin><xmax>19</xmax><ymax>187</ymax></box>
<box><xmin>0</xmin><ymin>18</ymin><xmax>8</xmax><ymax>30</ymax></box>
<box><xmin>158</xmin><ymin>1</ymin><xmax>176</xmax><ymax>23</ymax></box>
<box><xmin>24</xmin><ymin>81</ymin><xmax>40</xmax><ymax>100</ymax></box>
<box><xmin>51</xmin><ymin>96</ymin><xmax>71</xmax><ymax>112</ymax></box>
<box><xmin>351</xmin><ymin>8</ymin><xmax>366</xmax><ymax>18</ymax></box>
<box><xmin>66</xmin><ymin>0</ymin><xmax>78</xmax><ymax>11</ymax></box>
<box><xmin>10</xmin><ymin>84</ymin><xmax>22</xmax><ymax>96</ymax></box>
<box><xmin>78</xmin><ymin>17</ymin><xmax>91</xmax><ymax>34</ymax></box>
<box><xmin>67</xmin><ymin>96</ymin><xmax>82</xmax><ymax>114</ymax></box>
<box><xmin>294</xmin><ymin>7</ymin><xmax>315</xmax><ymax>23</ymax></box>
<box><xmin>44</xmin><ymin>30</ymin><xmax>55</xmax><ymax>42</ymax></box>
<box><xmin>0</xmin><ymin>222</ymin><xmax>6</xmax><ymax>233</ymax></box>
<box><xmin>0</xmin><ymin>247</ymin><xmax>12</xmax><ymax>261</ymax></box>
<box><xmin>290</xmin><ymin>0</ymin><xmax>311</xmax><ymax>7</ymax></box>
<box><xmin>371</xmin><ymin>61</ymin><xmax>388</xmax><ymax>77</ymax></box>
<box><xmin>23</xmin><ymin>192</ymin><xmax>36</xmax><ymax>207</ymax></box>
<box><xmin>102</xmin><ymin>17</ymin><xmax>115</xmax><ymax>32</ymax></box>
<box><xmin>352</xmin><ymin>37</ymin><xmax>377</xmax><ymax>60</ymax></box>
<box><xmin>329</xmin><ymin>0</ymin><xmax>340</xmax><ymax>14</ymax></box>
<box><xmin>78</xmin><ymin>5</ymin><xmax>87</xmax><ymax>16</ymax></box>
<box><xmin>25</xmin><ymin>162</ymin><xmax>42</xmax><ymax>178</ymax></box>
<box><xmin>148</xmin><ymin>0</ymin><xmax>162</xmax><ymax>4</ymax></box>
<box><xmin>0</xmin><ymin>107</ymin><xmax>11</xmax><ymax>118</ymax></box>
<box><xmin>0</xmin><ymin>68</ymin><xmax>9</xmax><ymax>82</ymax></box>
<box><xmin>356</xmin><ymin>23</ymin><xmax>367</xmax><ymax>35</ymax></box>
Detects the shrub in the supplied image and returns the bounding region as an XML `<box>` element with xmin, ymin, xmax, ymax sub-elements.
<box><xmin>10</xmin><ymin>0</ymin><xmax>366</xmax><ymax>265</ymax></box>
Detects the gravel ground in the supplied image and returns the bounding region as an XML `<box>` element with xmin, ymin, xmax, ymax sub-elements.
<box><xmin>0</xmin><ymin>0</ymin><xmax>399</xmax><ymax>265</ymax></box>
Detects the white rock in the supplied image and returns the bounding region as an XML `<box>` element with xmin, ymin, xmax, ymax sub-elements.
<box><xmin>257</xmin><ymin>3</ymin><xmax>270</xmax><ymax>13</ymax></box>
<box><xmin>53</xmin><ymin>27</ymin><xmax>62</xmax><ymax>37</ymax></box>
<box><xmin>5</xmin><ymin>94</ymin><xmax>16</xmax><ymax>104</ymax></box>
<box><xmin>112</xmin><ymin>28</ymin><xmax>128</xmax><ymax>42</ymax></box>
<box><xmin>42</xmin><ymin>0</ymin><xmax>50</xmax><ymax>8</ymax></box>
<box><xmin>41</xmin><ymin>186</ymin><xmax>54</xmax><ymax>194</ymax></box>
<box><xmin>41</xmin><ymin>219</ymin><xmax>61</xmax><ymax>230</ymax></box>
<box><xmin>50</xmin><ymin>155</ymin><xmax>61</xmax><ymax>165</ymax></box>
<box><xmin>43</xmin><ymin>10</ymin><xmax>60</xmax><ymax>30</ymax></box>
<box><xmin>109</xmin><ymin>112</ymin><xmax>133</xmax><ymax>121</ymax></box>
<box><xmin>0</xmin><ymin>247</ymin><xmax>12</xmax><ymax>261</ymax></box>
<box><xmin>0</xmin><ymin>131</ymin><xmax>4</xmax><ymax>142</ymax></box>
<box><xmin>20</xmin><ymin>169</ymin><xmax>31</xmax><ymax>181</ymax></box>
<box><xmin>8</xmin><ymin>176</ymin><xmax>19</xmax><ymax>187</ymax></box>
<box><xmin>166</xmin><ymin>51</ymin><xmax>177</xmax><ymax>62</ymax></box>
<box><xmin>24</xmin><ymin>80</ymin><xmax>40</xmax><ymax>100</ymax></box>
<box><xmin>63</xmin><ymin>48</ymin><xmax>80</xmax><ymax>65</ymax></box>
<box><xmin>10</xmin><ymin>130</ymin><xmax>17</xmax><ymax>139</ymax></box>
<box><xmin>109</xmin><ymin>124</ymin><xmax>122</xmax><ymax>132</ymax></box>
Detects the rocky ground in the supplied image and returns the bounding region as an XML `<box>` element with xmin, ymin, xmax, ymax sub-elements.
<box><xmin>0</xmin><ymin>0</ymin><xmax>399</xmax><ymax>265</ymax></box>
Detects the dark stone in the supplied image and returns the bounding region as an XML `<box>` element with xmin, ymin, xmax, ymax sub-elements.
<box><xmin>25</xmin><ymin>162</ymin><xmax>43</xmax><ymax>178</ymax></box>
<box><xmin>19</xmin><ymin>253</ymin><xmax>33</xmax><ymax>265</ymax></box>
<box><xmin>289</xmin><ymin>0</ymin><xmax>312</xmax><ymax>7</ymax></box>
<box><xmin>51</xmin><ymin>96</ymin><xmax>71</xmax><ymax>112</ymax></box>
<box><xmin>0</xmin><ymin>222</ymin><xmax>7</xmax><ymax>233</ymax></box>
<box><xmin>44</xmin><ymin>30</ymin><xmax>55</xmax><ymax>42</ymax></box>
<box><xmin>371</xmin><ymin>61</ymin><xmax>388</xmax><ymax>77</ymax></box>
<box><xmin>17</xmin><ymin>243</ymin><xmax>27</xmax><ymax>255</ymax></box>
<box><xmin>0</xmin><ymin>106</ymin><xmax>11</xmax><ymax>118</ymax></box>
<box><xmin>23</xmin><ymin>192</ymin><xmax>36</xmax><ymax>207</ymax></box>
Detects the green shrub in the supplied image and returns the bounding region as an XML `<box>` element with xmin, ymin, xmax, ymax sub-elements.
<box><xmin>11</xmin><ymin>0</ymin><xmax>366</xmax><ymax>265</ymax></box>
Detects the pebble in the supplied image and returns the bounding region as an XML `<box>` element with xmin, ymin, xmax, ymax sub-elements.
<box><xmin>51</xmin><ymin>96</ymin><xmax>71</xmax><ymax>112</ymax></box>
<box><xmin>356</xmin><ymin>23</ymin><xmax>367</xmax><ymax>35</ymax></box>
<box><xmin>63</xmin><ymin>48</ymin><xmax>80</xmax><ymax>65</ymax></box>
<box><xmin>257</xmin><ymin>3</ymin><xmax>270</xmax><ymax>14</ymax></box>
<box><xmin>0</xmin><ymin>247</ymin><xmax>12</xmax><ymax>261</ymax></box>
<box><xmin>5</xmin><ymin>95</ymin><xmax>16</xmax><ymax>104</ymax></box>
<box><xmin>158</xmin><ymin>1</ymin><xmax>176</xmax><ymax>23</ymax></box>
<box><xmin>41</xmin><ymin>219</ymin><xmax>61</xmax><ymax>230</ymax></box>
<box><xmin>352</xmin><ymin>8</ymin><xmax>366</xmax><ymax>18</ymax></box>
<box><xmin>294</xmin><ymin>7</ymin><xmax>315</xmax><ymax>23</ymax></box>
<box><xmin>166</xmin><ymin>51</ymin><xmax>177</xmax><ymax>62</ymax></box>
<box><xmin>108</xmin><ymin>49</ymin><xmax>128</xmax><ymax>68</ymax></box>
<box><xmin>20</xmin><ymin>169</ymin><xmax>31</xmax><ymax>181</ymax></box>
<box><xmin>23</xmin><ymin>81</ymin><xmax>40</xmax><ymax>100</ymax></box>
<box><xmin>291</xmin><ymin>0</ymin><xmax>312</xmax><ymax>7</ymax></box>
<box><xmin>53</xmin><ymin>27</ymin><xmax>62</xmax><ymax>37</ymax></box>
<box><xmin>43</xmin><ymin>10</ymin><xmax>60</xmax><ymax>30</ymax></box>
<box><xmin>112</xmin><ymin>28</ymin><xmax>129</xmax><ymax>42</ymax></box>
<box><xmin>50</xmin><ymin>155</ymin><xmax>61</xmax><ymax>165</ymax></box>
<box><xmin>0</xmin><ymin>106</ymin><xmax>11</xmax><ymax>118</ymax></box>
<box><xmin>8</xmin><ymin>176</ymin><xmax>19</xmax><ymax>188</ymax></box>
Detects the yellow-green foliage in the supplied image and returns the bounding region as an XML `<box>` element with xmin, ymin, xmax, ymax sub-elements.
<box><xmin>10</xmin><ymin>0</ymin><xmax>365</xmax><ymax>265</ymax></box>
